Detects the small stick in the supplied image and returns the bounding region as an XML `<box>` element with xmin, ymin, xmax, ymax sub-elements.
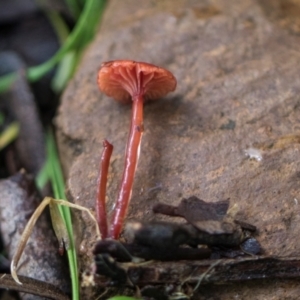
<box><xmin>96</xmin><ymin>139</ymin><xmax>113</xmax><ymax>239</ymax></box>
<box><xmin>0</xmin><ymin>273</ymin><xmax>70</xmax><ymax>300</ymax></box>
<box><xmin>152</xmin><ymin>203</ymin><xmax>179</xmax><ymax>216</ymax></box>
<box><xmin>121</xmin><ymin>257</ymin><xmax>300</xmax><ymax>286</ymax></box>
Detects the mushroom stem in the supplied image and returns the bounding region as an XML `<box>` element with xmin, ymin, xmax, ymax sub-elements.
<box><xmin>109</xmin><ymin>94</ymin><xmax>144</xmax><ymax>239</ymax></box>
<box><xmin>96</xmin><ymin>139</ymin><xmax>113</xmax><ymax>239</ymax></box>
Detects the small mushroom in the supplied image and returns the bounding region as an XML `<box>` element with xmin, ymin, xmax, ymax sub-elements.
<box><xmin>96</xmin><ymin>139</ymin><xmax>113</xmax><ymax>239</ymax></box>
<box><xmin>97</xmin><ymin>60</ymin><xmax>176</xmax><ymax>239</ymax></box>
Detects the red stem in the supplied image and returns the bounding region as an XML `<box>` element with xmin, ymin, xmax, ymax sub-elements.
<box><xmin>109</xmin><ymin>95</ymin><xmax>144</xmax><ymax>239</ymax></box>
<box><xmin>96</xmin><ymin>139</ymin><xmax>113</xmax><ymax>239</ymax></box>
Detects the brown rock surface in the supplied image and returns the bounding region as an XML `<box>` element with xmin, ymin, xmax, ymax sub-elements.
<box><xmin>56</xmin><ymin>0</ymin><xmax>300</xmax><ymax>298</ymax></box>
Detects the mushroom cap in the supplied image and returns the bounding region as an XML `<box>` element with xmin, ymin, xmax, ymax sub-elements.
<box><xmin>97</xmin><ymin>60</ymin><xmax>177</xmax><ymax>104</ymax></box>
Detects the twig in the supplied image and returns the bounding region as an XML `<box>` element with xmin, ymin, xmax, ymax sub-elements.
<box><xmin>0</xmin><ymin>273</ymin><xmax>70</xmax><ymax>300</ymax></box>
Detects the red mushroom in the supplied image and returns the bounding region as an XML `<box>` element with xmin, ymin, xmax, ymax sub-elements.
<box><xmin>96</xmin><ymin>139</ymin><xmax>113</xmax><ymax>239</ymax></box>
<box><xmin>97</xmin><ymin>60</ymin><xmax>177</xmax><ymax>239</ymax></box>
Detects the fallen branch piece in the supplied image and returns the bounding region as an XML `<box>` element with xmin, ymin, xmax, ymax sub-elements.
<box><xmin>0</xmin><ymin>273</ymin><xmax>70</xmax><ymax>300</ymax></box>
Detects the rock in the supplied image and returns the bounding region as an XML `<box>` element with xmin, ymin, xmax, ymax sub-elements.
<box><xmin>57</xmin><ymin>0</ymin><xmax>300</xmax><ymax>298</ymax></box>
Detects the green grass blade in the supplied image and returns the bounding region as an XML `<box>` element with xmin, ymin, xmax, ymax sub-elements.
<box><xmin>46</xmin><ymin>10</ymin><xmax>70</xmax><ymax>44</ymax></box>
<box><xmin>46</xmin><ymin>131</ymin><xmax>66</xmax><ymax>198</ymax></box>
<box><xmin>0</xmin><ymin>122</ymin><xmax>19</xmax><ymax>150</ymax></box>
<box><xmin>46</xmin><ymin>130</ymin><xmax>79</xmax><ymax>300</ymax></box>
<box><xmin>46</xmin><ymin>10</ymin><xmax>78</xmax><ymax>92</ymax></box>
<box><xmin>0</xmin><ymin>0</ymin><xmax>106</xmax><ymax>94</ymax></box>
<box><xmin>64</xmin><ymin>0</ymin><xmax>81</xmax><ymax>20</ymax></box>
<box><xmin>35</xmin><ymin>161</ymin><xmax>50</xmax><ymax>191</ymax></box>
<box><xmin>52</xmin><ymin>51</ymin><xmax>77</xmax><ymax>92</ymax></box>
<box><xmin>0</xmin><ymin>73</ymin><xmax>17</xmax><ymax>94</ymax></box>
<box><xmin>27</xmin><ymin>0</ymin><xmax>106</xmax><ymax>82</ymax></box>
